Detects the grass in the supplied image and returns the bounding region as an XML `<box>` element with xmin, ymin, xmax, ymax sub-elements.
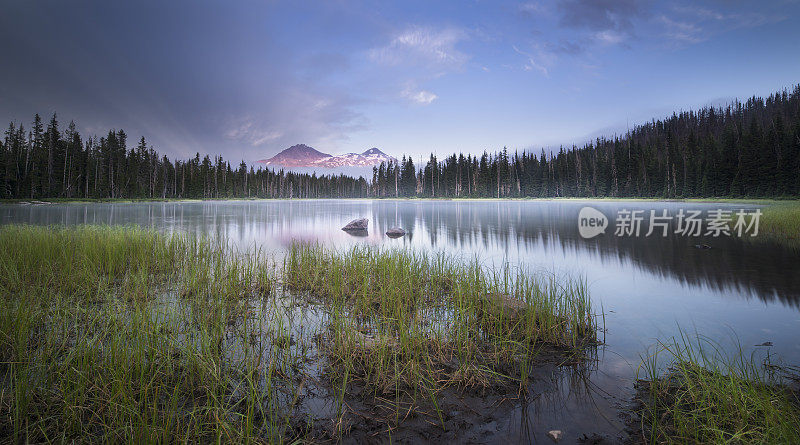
<box><xmin>758</xmin><ymin>201</ymin><xmax>800</xmax><ymax>248</ymax></box>
<box><xmin>6</xmin><ymin>224</ymin><xmax>798</xmax><ymax>443</ymax></box>
<box><xmin>283</xmin><ymin>242</ymin><xmax>598</xmax><ymax>432</ymax></box>
<box><xmin>0</xmin><ymin>225</ymin><xmax>310</xmax><ymax>443</ymax></box>
<box><xmin>0</xmin><ymin>224</ymin><xmax>599</xmax><ymax>442</ymax></box>
<box><xmin>633</xmin><ymin>331</ymin><xmax>800</xmax><ymax>444</ymax></box>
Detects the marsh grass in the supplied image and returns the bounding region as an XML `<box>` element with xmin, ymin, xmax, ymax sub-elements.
<box><xmin>758</xmin><ymin>201</ymin><xmax>800</xmax><ymax>248</ymax></box>
<box><xmin>0</xmin><ymin>225</ymin><xmax>312</xmax><ymax>443</ymax></box>
<box><xmin>0</xmin><ymin>225</ymin><xmax>599</xmax><ymax>442</ymax></box>
<box><xmin>284</xmin><ymin>242</ymin><xmax>598</xmax><ymax>430</ymax></box>
<box><xmin>633</xmin><ymin>331</ymin><xmax>800</xmax><ymax>444</ymax></box>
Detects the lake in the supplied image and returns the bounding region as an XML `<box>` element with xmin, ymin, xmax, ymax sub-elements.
<box><xmin>2</xmin><ymin>199</ymin><xmax>798</xmax><ymax>441</ymax></box>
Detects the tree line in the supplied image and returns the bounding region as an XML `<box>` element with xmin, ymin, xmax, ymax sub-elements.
<box><xmin>371</xmin><ymin>86</ymin><xmax>800</xmax><ymax>198</ymax></box>
<box><xmin>3</xmin><ymin>85</ymin><xmax>799</xmax><ymax>200</ymax></box>
<box><xmin>0</xmin><ymin>114</ymin><xmax>369</xmax><ymax>200</ymax></box>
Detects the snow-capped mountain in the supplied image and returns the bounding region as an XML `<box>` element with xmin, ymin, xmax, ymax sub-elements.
<box><xmin>257</xmin><ymin>144</ymin><xmax>396</xmax><ymax>168</ymax></box>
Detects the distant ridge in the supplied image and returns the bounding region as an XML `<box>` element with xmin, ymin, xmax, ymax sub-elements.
<box><xmin>258</xmin><ymin>144</ymin><xmax>396</xmax><ymax>168</ymax></box>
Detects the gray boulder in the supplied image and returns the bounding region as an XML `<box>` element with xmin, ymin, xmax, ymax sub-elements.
<box><xmin>386</xmin><ymin>227</ymin><xmax>406</xmax><ymax>238</ymax></box>
<box><xmin>342</xmin><ymin>218</ymin><xmax>369</xmax><ymax>231</ymax></box>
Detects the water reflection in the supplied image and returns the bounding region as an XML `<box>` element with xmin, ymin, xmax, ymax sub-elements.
<box><xmin>1</xmin><ymin>199</ymin><xmax>797</xmax><ymax>308</ymax></box>
<box><xmin>370</xmin><ymin>200</ymin><xmax>799</xmax><ymax>307</ymax></box>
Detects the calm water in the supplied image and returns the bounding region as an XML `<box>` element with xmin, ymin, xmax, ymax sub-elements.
<box><xmin>3</xmin><ymin>199</ymin><xmax>799</xmax><ymax>441</ymax></box>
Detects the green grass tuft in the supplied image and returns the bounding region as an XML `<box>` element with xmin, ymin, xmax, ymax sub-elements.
<box><xmin>0</xmin><ymin>225</ymin><xmax>302</xmax><ymax>443</ymax></box>
<box><xmin>634</xmin><ymin>331</ymin><xmax>800</xmax><ymax>444</ymax></box>
<box><xmin>284</xmin><ymin>242</ymin><xmax>598</xmax><ymax>410</ymax></box>
<box><xmin>758</xmin><ymin>201</ymin><xmax>800</xmax><ymax>248</ymax></box>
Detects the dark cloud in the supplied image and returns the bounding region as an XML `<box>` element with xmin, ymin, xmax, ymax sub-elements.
<box><xmin>557</xmin><ymin>0</ymin><xmax>644</xmax><ymax>34</ymax></box>
<box><xmin>512</xmin><ymin>0</ymin><xmax>648</xmax><ymax>72</ymax></box>
<box><xmin>0</xmin><ymin>0</ymin><xmax>366</xmax><ymax>161</ymax></box>
<box><xmin>658</xmin><ymin>5</ymin><xmax>786</xmax><ymax>46</ymax></box>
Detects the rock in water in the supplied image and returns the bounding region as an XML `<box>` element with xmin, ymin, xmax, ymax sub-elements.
<box><xmin>344</xmin><ymin>229</ymin><xmax>369</xmax><ymax>238</ymax></box>
<box><xmin>479</xmin><ymin>292</ymin><xmax>528</xmax><ymax>321</ymax></box>
<box><xmin>386</xmin><ymin>227</ymin><xmax>406</xmax><ymax>238</ymax></box>
<box><xmin>342</xmin><ymin>218</ymin><xmax>368</xmax><ymax>231</ymax></box>
<box><xmin>547</xmin><ymin>430</ymin><xmax>562</xmax><ymax>442</ymax></box>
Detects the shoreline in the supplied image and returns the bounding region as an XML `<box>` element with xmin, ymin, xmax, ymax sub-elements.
<box><xmin>2</xmin><ymin>196</ymin><xmax>797</xmax><ymax>205</ymax></box>
<box><xmin>3</xmin><ymin>197</ymin><xmax>798</xmax><ymax>248</ymax></box>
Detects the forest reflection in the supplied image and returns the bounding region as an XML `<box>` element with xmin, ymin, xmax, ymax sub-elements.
<box><xmin>369</xmin><ymin>200</ymin><xmax>800</xmax><ymax>308</ymax></box>
<box><xmin>2</xmin><ymin>199</ymin><xmax>797</xmax><ymax>307</ymax></box>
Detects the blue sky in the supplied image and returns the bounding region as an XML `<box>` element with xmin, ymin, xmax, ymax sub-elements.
<box><xmin>1</xmin><ymin>0</ymin><xmax>798</xmax><ymax>163</ymax></box>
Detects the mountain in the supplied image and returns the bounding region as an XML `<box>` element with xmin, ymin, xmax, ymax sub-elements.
<box><xmin>256</xmin><ymin>144</ymin><xmax>331</xmax><ymax>167</ymax></box>
<box><xmin>258</xmin><ymin>144</ymin><xmax>395</xmax><ymax>168</ymax></box>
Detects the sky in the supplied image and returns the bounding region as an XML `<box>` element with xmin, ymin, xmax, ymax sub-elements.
<box><xmin>1</xmin><ymin>0</ymin><xmax>799</xmax><ymax>163</ymax></box>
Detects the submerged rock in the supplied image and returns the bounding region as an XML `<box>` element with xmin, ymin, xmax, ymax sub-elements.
<box><xmin>477</xmin><ymin>292</ymin><xmax>579</xmax><ymax>340</ymax></box>
<box><xmin>333</xmin><ymin>323</ymin><xmax>398</xmax><ymax>350</ymax></box>
<box><xmin>342</xmin><ymin>218</ymin><xmax>369</xmax><ymax>231</ymax></box>
<box><xmin>386</xmin><ymin>227</ymin><xmax>406</xmax><ymax>238</ymax></box>
<box><xmin>352</xmin><ymin>330</ymin><xmax>398</xmax><ymax>350</ymax></box>
<box><xmin>577</xmin><ymin>433</ymin><xmax>608</xmax><ymax>444</ymax></box>
<box><xmin>547</xmin><ymin>430</ymin><xmax>562</xmax><ymax>442</ymax></box>
<box><xmin>479</xmin><ymin>292</ymin><xmax>528</xmax><ymax>321</ymax></box>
